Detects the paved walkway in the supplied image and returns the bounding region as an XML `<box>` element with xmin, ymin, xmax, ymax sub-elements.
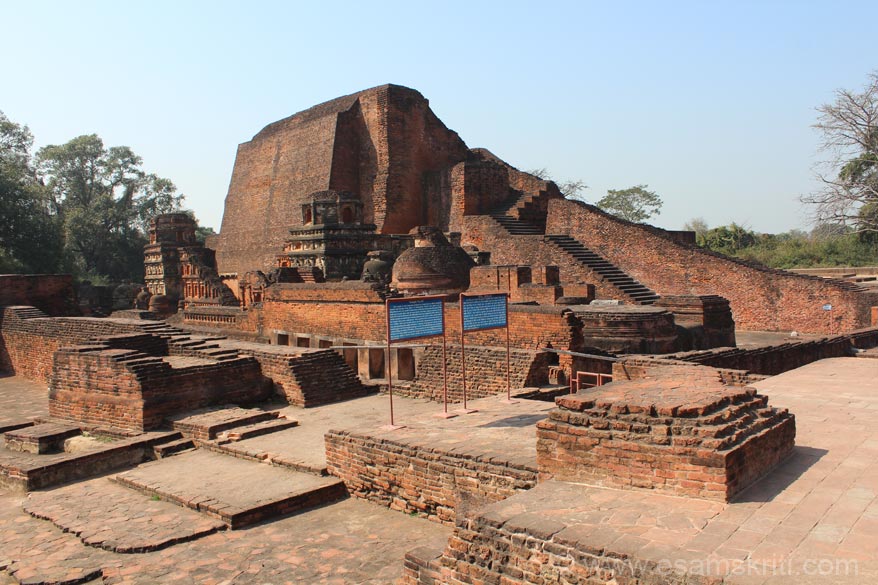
<box><xmin>0</xmin><ymin>374</ymin><xmax>48</xmax><ymax>428</ymax></box>
<box><xmin>467</xmin><ymin>357</ymin><xmax>878</xmax><ymax>584</ymax></box>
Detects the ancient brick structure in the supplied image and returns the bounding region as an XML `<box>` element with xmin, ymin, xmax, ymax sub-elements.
<box><xmin>211</xmin><ymin>85</ymin><xmax>472</xmax><ymax>276</ymax></box>
<box><xmin>200</xmin><ymin>84</ymin><xmax>877</xmax><ymax>335</ymax></box>
<box><xmin>536</xmin><ymin>365</ymin><xmax>795</xmax><ymax>501</ymax></box>
<box><xmin>540</xmin><ymin>199</ymin><xmax>878</xmax><ymax>332</ymax></box>
<box><xmin>49</xmin><ymin>342</ymin><xmax>270</xmax><ymax>431</ymax></box>
<box><xmin>400</xmin><ymin>346</ymin><xmax>552</xmax><ymax>402</ymax></box>
<box><xmin>144</xmin><ymin>213</ymin><xmax>237</xmax><ymax>312</ymax></box>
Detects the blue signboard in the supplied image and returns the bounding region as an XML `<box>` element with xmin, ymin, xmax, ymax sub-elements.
<box><xmin>387</xmin><ymin>297</ymin><xmax>445</xmax><ymax>342</ymax></box>
<box><xmin>462</xmin><ymin>293</ymin><xmax>508</xmax><ymax>332</ymax></box>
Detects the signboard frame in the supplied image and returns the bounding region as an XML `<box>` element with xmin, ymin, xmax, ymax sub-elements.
<box><xmin>458</xmin><ymin>292</ymin><xmax>515</xmax><ymax>407</ymax></box>
<box><xmin>385</xmin><ymin>295</ymin><xmax>450</xmax><ymax>427</ymax></box>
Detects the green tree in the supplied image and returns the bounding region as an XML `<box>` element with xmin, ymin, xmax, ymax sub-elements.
<box><xmin>36</xmin><ymin>134</ymin><xmax>183</xmax><ymax>282</ymax></box>
<box><xmin>596</xmin><ymin>185</ymin><xmax>662</xmax><ymax>222</ymax></box>
<box><xmin>683</xmin><ymin>217</ymin><xmax>709</xmax><ymax>239</ymax></box>
<box><xmin>803</xmin><ymin>72</ymin><xmax>878</xmax><ymax>236</ymax></box>
<box><xmin>0</xmin><ymin>111</ymin><xmax>63</xmax><ymax>273</ymax></box>
<box><xmin>698</xmin><ymin>223</ymin><xmax>757</xmax><ymax>254</ymax></box>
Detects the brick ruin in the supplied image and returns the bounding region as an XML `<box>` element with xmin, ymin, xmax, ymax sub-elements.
<box><xmin>2</xmin><ymin>86</ymin><xmax>878</xmax><ymax>584</ymax></box>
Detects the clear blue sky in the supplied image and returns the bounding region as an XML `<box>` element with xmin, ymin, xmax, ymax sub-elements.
<box><xmin>3</xmin><ymin>0</ymin><xmax>877</xmax><ymax>233</ymax></box>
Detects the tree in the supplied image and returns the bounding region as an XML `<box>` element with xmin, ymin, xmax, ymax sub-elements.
<box><xmin>36</xmin><ymin>134</ymin><xmax>183</xmax><ymax>282</ymax></box>
<box><xmin>683</xmin><ymin>217</ymin><xmax>709</xmax><ymax>240</ymax></box>
<box><xmin>526</xmin><ymin>168</ymin><xmax>588</xmax><ymax>200</ymax></box>
<box><xmin>0</xmin><ymin>111</ymin><xmax>63</xmax><ymax>273</ymax></box>
<box><xmin>698</xmin><ymin>222</ymin><xmax>757</xmax><ymax>255</ymax></box>
<box><xmin>596</xmin><ymin>185</ymin><xmax>662</xmax><ymax>222</ymax></box>
<box><xmin>803</xmin><ymin>72</ymin><xmax>878</xmax><ymax>236</ymax></box>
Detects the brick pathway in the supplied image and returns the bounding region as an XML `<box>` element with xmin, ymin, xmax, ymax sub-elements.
<box><xmin>2</xmin><ymin>488</ymin><xmax>450</xmax><ymax>584</ymax></box>
<box><xmin>24</xmin><ymin>478</ymin><xmax>226</xmax><ymax>552</ymax></box>
<box><xmin>0</xmin><ymin>374</ymin><xmax>48</xmax><ymax>427</ymax></box>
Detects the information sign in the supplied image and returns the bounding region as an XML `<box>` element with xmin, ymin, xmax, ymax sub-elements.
<box><xmin>387</xmin><ymin>297</ymin><xmax>445</xmax><ymax>343</ymax></box>
<box><xmin>461</xmin><ymin>293</ymin><xmax>508</xmax><ymax>332</ymax></box>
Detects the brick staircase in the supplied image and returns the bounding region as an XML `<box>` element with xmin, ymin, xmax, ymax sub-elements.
<box><xmin>544</xmin><ymin>234</ymin><xmax>660</xmax><ymax>305</ymax></box>
<box><xmin>488</xmin><ymin>190</ymin><xmax>550</xmax><ymax>235</ymax></box>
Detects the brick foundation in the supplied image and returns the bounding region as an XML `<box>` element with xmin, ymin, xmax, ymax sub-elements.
<box><xmin>536</xmin><ymin>366</ymin><xmax>795</xmax><ymax>501</ymax></box>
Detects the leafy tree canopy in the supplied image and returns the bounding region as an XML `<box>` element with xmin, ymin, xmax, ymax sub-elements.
<box><xmin>596</xmin><ymin>185</ymin><xmax>662</xmax><ymax>223</ymax></box>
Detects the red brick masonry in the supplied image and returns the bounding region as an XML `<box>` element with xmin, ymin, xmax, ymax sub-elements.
<box><xmin>536</xmin><ymin>367</ymin><xmax>795</xmax><ymax>501</ymax></box>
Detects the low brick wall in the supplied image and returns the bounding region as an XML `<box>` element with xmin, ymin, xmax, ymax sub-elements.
<box><xmin>325</xmin><ymin>430</ymin><xmax>539</xmax><ymax>525</ymax></box>
<box><xmin>662</xmin><ymin>326</ymin><xmax>878</xmax><ymax>375</ymax></box>
<box><xmin>537</xmin><ymin>367</ymin><xmax>795</xmax><ymax>501</ymax></box>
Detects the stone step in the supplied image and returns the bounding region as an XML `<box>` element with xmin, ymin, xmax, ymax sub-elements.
<box><xmin>218</xmin><ymin>418</ymin><xmax>299</xmax><ymax>442</ymax></box>
<box><xmin>169</xmin><ymin>407</ymin><xmax>281</xmax><ymax>441</ymax></box>
<box><xmin>153</xmin><ymin>438</ymin><xmax>196</xmax><ymax>458</ymax></box>
<box><xmin>4</xmin><ymin>422</ymin><xmax>82</xmax><ymax>454</ymax></box>
<box><xmin>112</xmin><ymin>450</ymin><xmax>347</xmax><ymax>529</ymax></box>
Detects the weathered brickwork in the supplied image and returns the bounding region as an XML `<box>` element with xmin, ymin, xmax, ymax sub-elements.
<box><xmin>401</xmin><ymin>346</ymin><xmax>552</xmax><ymax>402</ymax></box>
<box><xmin>545</xmin><ymin>199</ymin><xmax>878</xmax><ymax>333</ymax></box>
<box><xmin>0</xmin><ymin>275</ymin><xmax>79</xmax><ymax>317</ymax></box>
<box><xmin>537</xmin><ymin>367</ymin><xmax>795</xmax><ymax>501</ymax></box>
<box><xmin>325</xmin><ymin>430</ymin><xmax>538</xmax><ymax>526</ymax></box>
<box><xmin>0</xmin><ymin>307</ymin><xmax>147</xmax><ymax>383</ymax></box>
<box><xmin>212</xmin><ymin>85</ymin><xmax>471</xmax><ymax>275</ymax></box>
<box><xmin>49</xmin><ymin>344</ymin><xmax>270</xmax><ymax>431</ymax></box>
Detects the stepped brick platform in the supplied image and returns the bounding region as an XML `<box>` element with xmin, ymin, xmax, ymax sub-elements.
<box><xmin>4</xmin><ymin>422</ymin><xmax>81</xmax><ymax>454</ymax></box>
<box><xmin>49</xmin><ymin>343</ymin><xmax>271</xmax><ymax>431</ymax></box>
<box><xmin>112</xmin><ymin>450</ymin><xmax>347</xmax><ymax>528</ymax></box>
<box><xmin>0</xmin><ymin>430</ymin><xmax>180</xmax><ymax>492</ymax></box>
<box><xmin>168</xmin><ymin>407</ymin><xmax>282</xmax><ymax>441</ymax></box>
<box><xmin>24</xmin><ymin>478</ymin><xmax>227</xmax><ymax>553</ymax></box>
<box><xmin>401</xmin><ymin>345</ymin><xmax>551</xmax><ymax>402</ymax></box>
<box><xmin>537</xmin><ymin>368</ymin><xmax>795</xmax><ymax>501</ymax></box>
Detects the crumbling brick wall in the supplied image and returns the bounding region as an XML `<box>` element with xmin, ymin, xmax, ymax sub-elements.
<box><xmin>0</xmin><ymin>308</ymin><xmax>146</xmax><ymax>383</ymax></box>
<box><xmin>325</xmin><ymin>429</ymin><xmax>538</xmax><ymax>525</ymax></box>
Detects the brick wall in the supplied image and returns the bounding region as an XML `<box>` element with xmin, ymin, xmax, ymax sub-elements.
<box><xmin>0</xmin><ymin>308</ymin><xmax>146</xmax><ymax>383</ymax></box>
<box><xmin>401</xmin><ymin>345</ymin><xmax>552</xmax><ymax>402</ymax></box>
<box><xmin>536</xmin><ymin>367</ymin><xmax>795</xmax><ymax>501</ymax></box>
<box><xmin>325</xmin><ymin>429</ymin><xmax>538</xmax><ymax>525</ymax></box>
<box><xmin>545</xmin><ymin>199</ymin><xmax>878</xmax><ymax>333</ymax></box>
<box><xmin>0</xmin><ymin>275</ymin><xmax>79</xmax><ymax>316</ymax></box>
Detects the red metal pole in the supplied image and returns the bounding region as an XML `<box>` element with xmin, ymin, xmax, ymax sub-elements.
<box><xmin>442</xmin><ymin>299</ymin><xmax>449</xmax><ymax>415</ymax></box>
<box><xmin>460</xmin><ymin>295</ymin><xmax>468</xmax><ymax>411</ymax></box>
<box><xmin>505</xmin><ymin>294</ymin><xmax>511</xmax><ymax>401</ymax></box>
<box><xmin>386</xmin><ymin>300</ymin><xmax>394</xmax><ymax>427</ymax></box>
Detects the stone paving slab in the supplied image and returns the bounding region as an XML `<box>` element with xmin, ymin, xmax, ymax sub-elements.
<box><xmin>24</xmin><ymin>477</ymin><xmax>227</xmax><ymax>553</ymax></box>
<box><xmin>112</xmin><ymin>449</ymin><xmax>347</xmax><ymax>528</ymax></box>
<box><xmin>1</xmin><ymin>490</ymin><xmax>450</xmax><ymax>584</ymax></box>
